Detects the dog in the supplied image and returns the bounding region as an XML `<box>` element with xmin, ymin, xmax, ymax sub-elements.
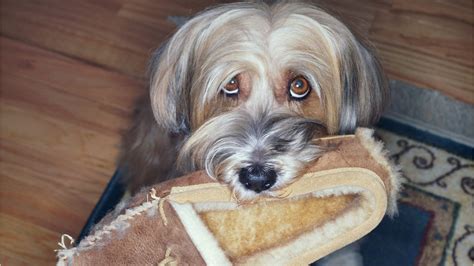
<box><xmin>119</xmin><ymin>1</ymin><xmax>388</xmax><ymax>202</ymax></box>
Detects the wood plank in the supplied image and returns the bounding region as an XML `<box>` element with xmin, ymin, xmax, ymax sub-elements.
<box><xmin>374</xmin><ymin>40</ymin><xmax>474</xmax><ymax>102</ymax></box>
<box><xmin>0</xmin><ymin>213</ymin><xmax>59</xmax><ymax>265</ymax></box>
<box><xmin>1</xmin><ymin>0</ymin><xmax>160</xmax><ymax>78</ymax></box>
<box><xmin>318</xmin><ymin>0</ymin><xmax>473</xmax><ymax>103</ymax></box>
<box><xmin>369</xmin><ymin>4</ymin><xmax>473</xmax><ymax>103</ymax></box>
<box><xmin>0</xmin><ymin>0</ymin><xmax>219</xmax><ymax>78</ymax></box>
<box><xmin>316</xmin><ymin>0</ymin><xmax>388</xmax><ymax>36</ymax></box>
<box><xmin>118</xmin><ymin>0</ymin><xmax>224</xmax><ymax>29</ymax></box>
<box><xmin>0</xmin><ymin>37</ymin><xmax>144</xmax><ymax>264</ymax></box>
<box><xmin>392</xmin><ymin>0</ymin><xmax>473</xmax><ymax>24</ymax></box>
<box><xmin>370</xmin><ymin>8</ymin><xmax>473</xmax><ymax>67</ymax></box>
<box><xmin>0</xmin><ymin>254</ymin><xmax>29</xmax><ymax>266</ymax></box>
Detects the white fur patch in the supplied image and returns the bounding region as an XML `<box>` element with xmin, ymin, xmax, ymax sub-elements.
<box><xmin>356</xmin><ymin>128</ymin><xmax>401</xmax><ymax>216</ymax></box>
<box><xmin>170</xmin><ymin>202</ymin><xmax>232</xmax><ymax>266</ymax></box>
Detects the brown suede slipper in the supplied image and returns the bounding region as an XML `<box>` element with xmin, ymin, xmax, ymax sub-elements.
<box><xmin>56</xmin><ymin>128</ymin><xmax>400</xmax><ymax>265</ymax></box>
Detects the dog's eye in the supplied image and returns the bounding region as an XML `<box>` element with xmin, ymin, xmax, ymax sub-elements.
<box><xmin>222</xmin><ymin>77</ymin><xmax>239</xmax><ymax>96</ymax></box>
<box><xmin>289</xmin><ymin>76</ymin><xmax>311</xmax><ymax>99</ymax></box>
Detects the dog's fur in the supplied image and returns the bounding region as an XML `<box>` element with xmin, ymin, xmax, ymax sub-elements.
<box><xmin>119</xmin><ymin>2</ymin><xmax>388</xmax><ymax>200</ymax></box>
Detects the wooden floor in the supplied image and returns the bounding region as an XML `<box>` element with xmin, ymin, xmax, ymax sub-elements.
<box><xmin>0</xmin><ymin>0</ymin><xmax>472</xmax><ymax>264</ymax></box>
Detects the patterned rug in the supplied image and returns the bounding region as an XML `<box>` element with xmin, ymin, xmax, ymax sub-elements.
<box><xmin>360</xmin><ymin>119</ymin><xmax>474</xmax><ymax>266</ymax></box>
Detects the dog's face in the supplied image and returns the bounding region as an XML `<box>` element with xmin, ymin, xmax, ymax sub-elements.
<box><xmin>149</xmin><ymin>3</ymin><xmax>387</xmax><ymax>199</ymax></box>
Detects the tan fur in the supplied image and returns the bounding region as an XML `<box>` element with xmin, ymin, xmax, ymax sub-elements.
<box><xmin>150</xmin><ymin>2</ymin><xmax>387</xmax><ymax>133</ymax></box>
<box><xmin>118</xmin><ymin>96</ymin><xmax>184</xmax><ymax>193</ymax></box>
<box><xmin>301</xmin><ymin>88</ymin><xmax>325</xmax><ymax>121</ymax></box>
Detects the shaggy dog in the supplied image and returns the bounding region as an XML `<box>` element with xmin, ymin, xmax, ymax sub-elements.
<box><xmin>120</xmin><ymin>1</ymin><xmax>388</xmax><ymax>202</ymax></box>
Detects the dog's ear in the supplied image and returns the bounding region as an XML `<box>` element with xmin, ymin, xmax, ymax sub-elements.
<box><xmin>148</xmin><ymin>31</ymin><xmax>194</xmax><ymax>134</ymax></box>
<box><xmin>338</xmin><ymin>37</ymin><xmax>389</xmax><ymax>134</ymax></box>
<box><xmin>149</xmin><ymin>12</ymin><xmax>221</xmax><ymax>134</ymax></box>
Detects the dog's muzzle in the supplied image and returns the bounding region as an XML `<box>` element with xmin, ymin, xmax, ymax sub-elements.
<box><xmin>178</xmin><ymin>107</ymin><xmax>326</xmax><ymax>198</ymax></box>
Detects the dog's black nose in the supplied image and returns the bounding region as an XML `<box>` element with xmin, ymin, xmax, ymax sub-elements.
<box><xmin>238</xmin><ymin>164</ymin><xmax>277</xmax><ymax>193</ymax></box>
